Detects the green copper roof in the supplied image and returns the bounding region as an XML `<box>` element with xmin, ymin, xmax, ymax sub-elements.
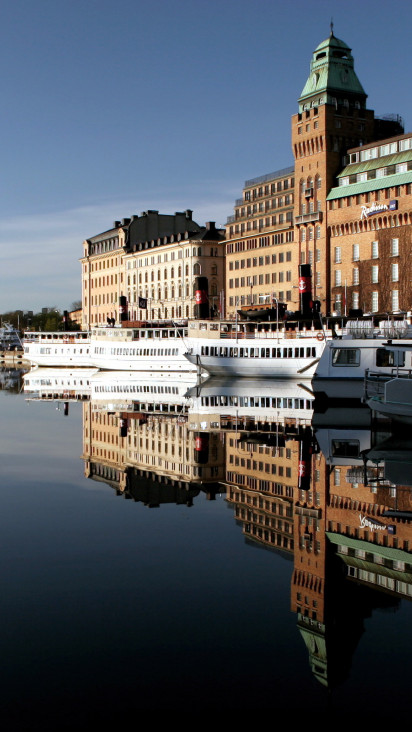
<box><xmin>299</xmin><ymin>33</ymin><xmax>367</xmax><ymax>110</ymax></box>
<box><xmin>337</xmin><ymin>150</ymin><xmax>412</xmax><ymax>178</ymax></box>
<box><xmin>326</xmin><ymin>531</ymin><xmax>412</xmax><ymax>563</ymax></box>
<box><xmin>327</xmin><ymin>170</ymin><xmax>412</xmax><ymax>200</ymax></box>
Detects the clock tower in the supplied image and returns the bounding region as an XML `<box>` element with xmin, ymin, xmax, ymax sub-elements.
<box><xmin>291</xmin><ymin>30</ymin><xmax>375</xmax><ymax>314</ymax></box>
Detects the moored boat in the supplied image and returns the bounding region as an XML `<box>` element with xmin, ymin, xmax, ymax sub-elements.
<box><xmin>23</xmin><ymin>331</ymin><xmax>92</xmax><ymax>367</ymax></box>
<box><xmin>0</xmin><ymin>323</ymin><xmax>22</xmax><ymax>351</ymax></box>
<box><xmin>312</xmin><ymin>318</ymin><xmax>412</xmax><ymax>398</ymax></box>
<box><xmin>185</xmin><ymin>317</ymin><xmax>329</xmax><ymax>378</ymax></box>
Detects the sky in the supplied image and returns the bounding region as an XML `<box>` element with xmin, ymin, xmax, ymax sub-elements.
<box><xmin>1</xmin><ymin>0</ymin><xmax>411</xmax><ymax>313</ymax></box>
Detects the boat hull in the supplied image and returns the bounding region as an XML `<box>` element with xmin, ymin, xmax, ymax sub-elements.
<box><xmin>186</xmin><ymin>336</ymin><xmax>324</xmax><ymax>378</ymax></box>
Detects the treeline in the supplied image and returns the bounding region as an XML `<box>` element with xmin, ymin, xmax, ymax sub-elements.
<box><xmin>1</xmin><ymin>309</ymin><xmax>63</xmax><ymax>333</ymax></box>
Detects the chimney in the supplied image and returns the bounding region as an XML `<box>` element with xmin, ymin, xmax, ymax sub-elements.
<box><xmin>205</xmin><ymin>221</ymin><xmax>216</xmax><ymax>231</ymax></box>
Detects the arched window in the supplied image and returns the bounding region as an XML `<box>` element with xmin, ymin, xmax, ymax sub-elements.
<box><xmin>193</xmin><ymin>263</ymin><xmax>201</xmax><ymax>275</ymax></box>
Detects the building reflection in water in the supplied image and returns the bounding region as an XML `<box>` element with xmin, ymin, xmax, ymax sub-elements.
<box><xmin>23</xmin><ymin>367</ymin><xmax>412</xmax><ymax>690</ymax></box>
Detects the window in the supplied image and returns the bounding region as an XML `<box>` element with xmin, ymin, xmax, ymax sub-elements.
<box><xmin>372</xmin><ymin>265</ymin><xmax>379</xmax><ymax>284</ymax></box>
<box><xmin>372</xmin><ymin>291</ymin><xmax>379</xmax><ymax>312</ymax></box>
<box><xmin>392</xmin><ymin>290</ymin><xmax>399</xmax><ymax>312</ymax></box>
<box><xmin>332</xmin><ymin>348</ymin><xmax>360</xmax><ymax>366</ymax></box>
<box><xmin>352</xmin><ymin>244</ymin><xmax>360</xmax><ymax>261</ymax></box>
<box><xmin>352</xmin><ymin>292</ymin><xmax>359</xmax><ymax>309</ymax></box>
<box><xmin>392</xmin><ymin>262</ymin><xmax>399</xmax><ymax>282</ymax></box>
<box><xmin>372</xmin><ymin>241</ymin><xmax>379</xmax><ymax>259</ymax></box>
<box><xmin>335</xmin><ymin>246</ymin><xmax>341</xmax><ymax>263</ymax></box>
<box><xmin>335</xmin><ymin>269</ymin><xmax>342</xmax><ymax>286</ymax></box>
<box><xmin>391</xmin><ymin>238</ymin><xmax>399</xmax><ymax>256</ymax></box>
<box><xmin>353</xmin><ymin>268</ymin><xmax>359</xmax><ymax>285</ymax></box>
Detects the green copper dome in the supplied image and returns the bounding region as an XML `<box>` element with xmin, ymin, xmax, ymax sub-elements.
<box><xmin>298</xmin><ymin>32</ymin><xmax>367</xmax><ymax>112</ymax></box>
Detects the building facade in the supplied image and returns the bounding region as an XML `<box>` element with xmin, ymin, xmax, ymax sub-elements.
<box><xmin>123</xmin><ymin>221</ymin><xmax>225</xmax><ymax>323</ymax></box>
<box><xmin>327</xmin><ymin>132</ymin><xmax>412</xmax><ymax>316</ymax></box>
<box><xmin>224</xmin><ymin>167</ymin><xmax>296</xmax><ymax>319</ymax></box>
<box><xmin>80</xmin><ymin>210</ymin><xmax>225</xmax><ymax>328</ymax></box>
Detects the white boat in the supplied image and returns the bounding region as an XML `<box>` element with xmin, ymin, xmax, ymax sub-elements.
<box><xmin>312</xmin><ymin>319</ymin><xmax>412</xmax><ymax>398</ymax></box>
<box><xmin>23</xmin><ymin>317</ymin><xmax>329</xmax><ymax>378</ymax></box>
<box><xmin>89</xmin><ymin>323</ymin><xmax>198</xmax><ymax>373</ymax></box>
<box><xmin>23</xmin><ymin>323</ymin><xmax>200</xmax><ymax>373</ymax></box>
<box><xmin>184</xmin><ymin>318</ymin><xmax>329</xmax><ymax>378</ymax></box>
<box><xmin>23</xmin><ymin>331</ymin><xmax>92</xmax><ymax>367</ymax></box>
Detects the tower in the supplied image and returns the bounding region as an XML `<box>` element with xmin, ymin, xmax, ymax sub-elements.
<box><xmin>292</xmin><ymin>30</ymin><xmax>375</xmax><ymax>314</ymax></box>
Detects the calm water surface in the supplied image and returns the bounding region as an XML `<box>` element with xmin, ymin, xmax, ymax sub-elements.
<box><xmin>1</xmin><ymin>372</ymin><xmax>412</xmax><ymax>723</ymax></box>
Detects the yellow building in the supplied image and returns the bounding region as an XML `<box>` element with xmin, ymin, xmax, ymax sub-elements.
<box><xmin>80</xmin><ymin>210</ymin><xmax>225</xmax><ymax>327</ymax></box>
<box><xmin>224</xmin><ymin>167</ymin><xmax>296</xmax><ymax>319</ymax></box>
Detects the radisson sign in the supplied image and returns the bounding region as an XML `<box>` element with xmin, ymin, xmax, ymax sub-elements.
<box><xmin>360</xmin><ymin>200</ymin><xmax>398</xmax><ymax>220</ymax></box>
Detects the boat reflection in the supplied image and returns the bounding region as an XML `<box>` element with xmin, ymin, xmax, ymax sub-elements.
<box><xmin>0</xmin><ymin>367</ymin><xmax>28</xmax><ymax>393</ymax></box>
<box><xmin>23</xmin><ymin>366</ymin><xmax>412</xmax><ymax>691</ymax></box>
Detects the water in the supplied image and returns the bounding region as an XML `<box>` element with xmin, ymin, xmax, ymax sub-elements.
<box><xmin>1</xmin><ymin>369</ymin><xmax>412</xmax><ymax>722</ymax></box>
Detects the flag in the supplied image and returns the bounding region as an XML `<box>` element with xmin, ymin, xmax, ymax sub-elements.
<box><xmin>138</xmin><ymin>297</ymin><xmax>147</xmax><ymax>309</ymax></box>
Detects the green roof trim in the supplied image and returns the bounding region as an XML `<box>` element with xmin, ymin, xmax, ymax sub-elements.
<box><xmin>326</xmin><ymin>531</ymin><xmax>411</xmax><ymax>562</ymax></box>
<box><xmin>327</xmin><ymin>170</ymin><xmax>412</xmax><ymax>200</ymax></box>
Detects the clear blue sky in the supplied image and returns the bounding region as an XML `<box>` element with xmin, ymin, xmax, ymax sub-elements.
<box><xmin>1</xmin><ymin>0</ymin><xmax>411</xmax><ymax>313</ymax></box>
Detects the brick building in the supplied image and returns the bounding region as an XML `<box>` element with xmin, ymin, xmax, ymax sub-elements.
<box><xmin>225</xmin><ymin>29</ymin><xmax>407</xmax><ymax>319</ymax></box>
<box><xmin>327</xmin><ymin>132</ymin><xmax>412</xmax><ymax>315</ymax></box>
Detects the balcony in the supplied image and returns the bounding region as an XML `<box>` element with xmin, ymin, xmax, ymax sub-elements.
<box><xmin>295</xmin><ymin>211</ymin><xmax>323</xmax><ymax>225</ymax></box>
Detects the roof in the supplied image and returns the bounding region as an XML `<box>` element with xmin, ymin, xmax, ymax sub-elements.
<box><xmin>245</xmin><ymin>166</ymin><xmax>295</xmax><ymax>188</ymax></box>
<box><xmin>299</xmin><ymin>32</ymin><xmax>366</xmax><ymax>105</ymax></box>
<box><xmin>327</xmin><ymin>170</ymin><xmax>412</xmax><ymax>200</ymax></box>
<box><xmin>326</xmin><ymin>531</ymin><xmax>412</xmax><ymax>563</ymax></box>
<box><xmin>337</xmin><ymin>150</ymin><xmax>412</xmax><ymax>179</ymax></box>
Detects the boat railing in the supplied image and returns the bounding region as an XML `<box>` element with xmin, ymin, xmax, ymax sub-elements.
<box><xmin>364</xmin><ymin>368</ymin><xmax>412</xmax><ymax>400</ymax></box>
<box><xmin>23</xmin><ymin>331</ymin><xmax>89</xmax><ymax>343</ymax></box>
<box><xmin>218</xmin><ymin>329</ymin><xmax>325</xmax><ymax>340</ymax></box>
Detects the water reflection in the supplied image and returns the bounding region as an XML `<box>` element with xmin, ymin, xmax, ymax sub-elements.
<box><xmin>16</xmin><ymin>367</ymin><xmax>412</xmax><ymax>697</ymax></box>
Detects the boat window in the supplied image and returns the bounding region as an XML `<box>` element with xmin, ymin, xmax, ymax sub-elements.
<box><xmin>331</xmin><ymin>348</ymin><xmax>360</xmax><ymax>366</ymax></box>
<box><xmin>376</xmin><ymin>348</ymin><xmax>405</xmax><ymax>368</ymax></box>
<box><xmin>332</xmin><ymin>440</ymin><xmax>360</xmax><ymax>457</ymax></box>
